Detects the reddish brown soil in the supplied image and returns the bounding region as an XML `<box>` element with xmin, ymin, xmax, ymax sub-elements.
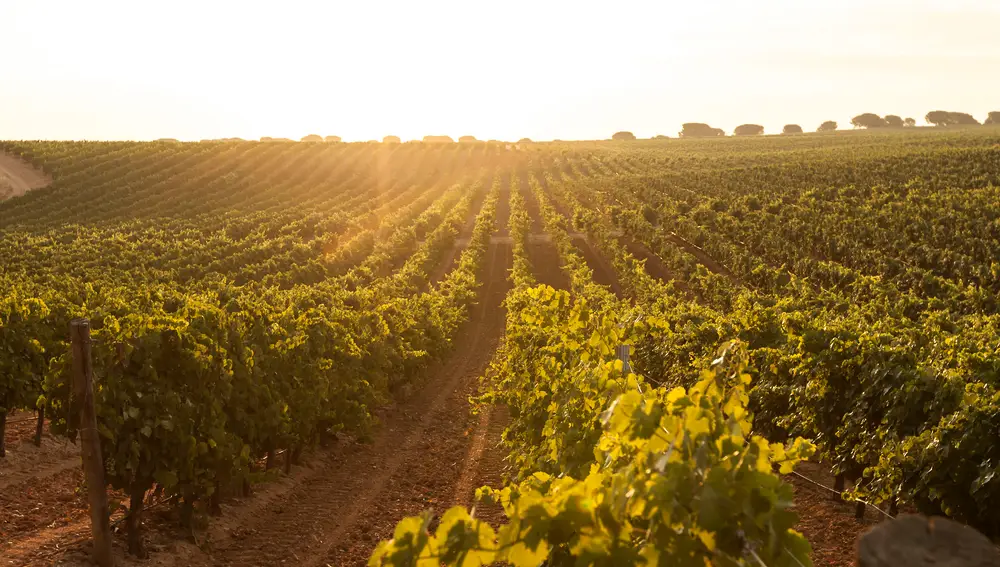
<box><xmin>786</xmin><ymin>462</ymin><xmax>885</xmax><ymax>567</ymax></box>
<box><xmin>521</xmin><ymin>187</ymin><xmax>569</xmax><ymax>290</ymax></box>
<box><xmin>0</xmin><ymin>467</ymin><xmax>88</xmax><ymax>542</ymax></box>
<box><xmin>527</xmin><ymin>237</ymin><xmax>569</xmax><ymax>290</ymax></box>
<box><xmin>452</xmin><ymin>405</ymin><xmax>509</xmax><ymax>527</ymax></box>
<box><xmin>0</xmin><ymin>415</ymin><xmax>93</xmax><ymax>566</ymax></box>
<box><xmin>3</xmin><ymin>411</ymin><xmax>40</xmax><ymax>448</ymax></box>
<box><xmin>1</xmin><ymin>414</ymin><xmax>80</xmax><ymax>483</ymax></box>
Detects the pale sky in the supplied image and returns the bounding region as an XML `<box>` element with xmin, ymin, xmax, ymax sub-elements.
<box><xmin>2</xmin><ymin>0</ymin><xmax>998</xmax><ymax>142</ymax></box>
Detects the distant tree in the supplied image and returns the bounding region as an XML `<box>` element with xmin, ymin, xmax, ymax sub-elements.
<box><xmin>926</xmin><ymin>110</ymin><xmax>981</xmax><ymax>126</ymax></box>
<box><xmin>423</xmin><ymin>135</ymin><xmax>455</xmax><ymax>143</ymax></box>
<box><xmin>324</xmin><ymin>135</ymin><xmax>342</xmax><ymax>143</ymax></box>
<box><xmin>301</xmin><ymin>134</ymin><xmax>323</xmax><ymax>142</ymax></box>
<box><xmin>986</xmin><ymin>112</ymin><xmax>1000</xmax><ymax>125</ymax></box>
<box><xmin>517</xmin><ymin>138</ymin><xmax>533</xmax><ymax>143</ymax></box>
<box><xmin>851</xmin><ymin>113</ymin><xmax>888</xmax><ymax>129</ymax></box>
<box><xmin>458</xmin><ymin>135</ymin><xmax>478</xmax><ymax>143</ymax></box>
<box><xmin>925</xmin><ymin>111</ymin><xmax>950</xmax><ymax>126</ymax></box>
<box><xmin>904</xmin><ymin>117</ymin><xmax>916</xmax><ymax>127</ymax></box>
<box><xmin>260</xmin><ymin>137</ymin><xmax>273</xmax><ymax>142</ymax></box>
<box><xmin>383</xmin><ymin>135</ymin><xmax>401</xmax><ymax>144</ymax></box>
<box><xmin>679</xmin><ymin>123</ymin><xmax>723</xmax><ymax>137</ymax></box>
<box><xmin>653</xmin><ymin>134</ymin><xmax>670</xmax><ymax>139</ymax></box>
<box><xmin>950</xmin><ymin>112</ymin><xmax>980</xmax><ymax>125</ymax></box>
<box><xmin>612</xmin><ymin>131</ymin><xmax>637</xmax><ymax>141</ymax></box>
<box><xmin>782</xmin><ymin>124</ymin><xmax>803</xmax><ymax>134</ymax></box>
<box><xmin>884</xmin><ymin>115</ymin><xmax>904</xmax><ymax>128</ymax></box>
<box><xmin>817</xmin><ymin>121</ymin><xmax>837</xmax><ymax>132</ymax></box>
<box><xmin>156</xmin><ymin>138</ymin><xmax>180</xmax><ymax>143</ymax></box>
<box><xmin>734</xmin><ymin>124</ymin><xmax>765</xmax><ymax>136</ymax></box>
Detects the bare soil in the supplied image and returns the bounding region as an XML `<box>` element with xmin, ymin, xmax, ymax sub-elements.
<box><xmin>0</xmin><ymin>152</ymin><xmax>51</xmax><ymax>199</ymax></box>
<box><xmin>429</xmin><ymin>186</ymin><xmax>488</xmax><ymax>284</ymax></box>
<box><xmin>1</xmin><ymin>412</ymin><xmax>80</xmax><ymax>491</ymax></box>
<box><xmin>0</xmin><ymin>413</ymin><xmax>90</xmax><ymax>565</ymax></box>
<box><xmin>521</xmin><ymin>188</ymin><xmax>570</xmax><ymax>290</ymax></box>
<box><xmin>571</xmin><ymin>236</ymin><xmax>621</xmax><ymax>296</ymax></box>
<box><xmin>786</xmin><ymin>462</ymin><xmax>885</xmax><ymax>567</ymax></box>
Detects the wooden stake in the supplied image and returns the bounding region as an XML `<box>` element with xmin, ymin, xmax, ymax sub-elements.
<box><xmin>34</xmin><ymin>406</ymin><xmax>45</xmax><ymax>446</ymax></box>
<box><xmin>71</xmin><ymin>318</ymin><xmax>114</xmax><ymax>567</ymax></box>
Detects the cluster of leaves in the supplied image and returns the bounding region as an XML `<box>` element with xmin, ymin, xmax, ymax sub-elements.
<box><xmin>372</xmin><ymin>282</ymin><xmax>815</xmax><ymax>566</ymax></box>
<box><xmin>0</xmin><ymin>287</ymin><xmax>63</xmax><ymax>456</ymax></box>
<box><xmin>507</xmin><ymin>174</ymin><xmax>536</xmax><ymax>290</ymax></box>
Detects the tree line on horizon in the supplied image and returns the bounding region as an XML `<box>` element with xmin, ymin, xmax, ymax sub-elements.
<box><xmin>176</xmin><ymin>109</ymin><xmax>1000</xmax><ymax>145</ymax></box>
<box><xmin>611</xmin><ymin>110</ymin><xmax>1000</xmax><ymax>140</ymax></box>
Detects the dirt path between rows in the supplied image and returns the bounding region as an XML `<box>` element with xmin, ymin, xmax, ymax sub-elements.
<box><xmin>0</xmin><ymin>152</ymin><xmax>51</xmax><ymax>200</ymax></box>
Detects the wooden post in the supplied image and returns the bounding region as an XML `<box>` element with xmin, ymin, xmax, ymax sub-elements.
<box><xmin>71</xmin><ymin>318</ymin><xmax>115</xmax><ymax>567</ymax></box>
<box><xmin>34</xmin><ymin>406</ymin><xmax>45</xmax><ymax>446</ymax></box>
<box><xmin>616</xmin><ymin>344</ymin><xmax>632</xmax><ymax>374</ymax></box>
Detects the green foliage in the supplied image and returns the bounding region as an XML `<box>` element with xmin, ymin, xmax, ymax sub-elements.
<box><xmin>521</xmin><ymin>129</ymin><xmax>1000</xmax><ymax>536</ymax></box>
<box><xmin>372</xmin><ymin>292</ymin><xmax>816</xmax><ymax>566</ymax></box>
<box><xmin>0</xmin><ymin>287</ymin><xmax>55</xmax><ymax>414</ymax></box>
